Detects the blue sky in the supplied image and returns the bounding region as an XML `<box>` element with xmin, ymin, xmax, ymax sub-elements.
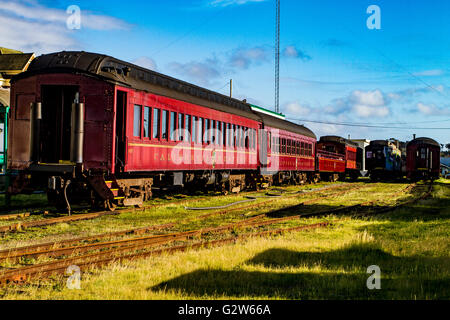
<box><xmin>1</xmin><ymin>0</ymin><xmax>449</xmax><ymax>145</ymax></box>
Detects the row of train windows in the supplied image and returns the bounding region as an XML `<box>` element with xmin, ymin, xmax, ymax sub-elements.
<box><xmin>270</xmin><ymin>135</ymin><xmax>313</xmax><ymax>156</ymax></box>
<box><xmin>133</xmin><ymin>105</ymin><xmax>257</xmax><ymax>149</ymax></box>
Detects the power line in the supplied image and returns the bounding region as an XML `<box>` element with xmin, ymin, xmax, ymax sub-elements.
<box><xmin>149</xmin><ymin>6</ymin><xmax>228</xmax><ymax>58</ymax></box>
<box><xmin>287</xmin><ymin>118</ymin><xmax>450</xmax><ymax>130</ymax></box>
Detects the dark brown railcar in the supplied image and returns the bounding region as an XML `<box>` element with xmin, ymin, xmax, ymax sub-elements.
<box><xmin>406</xmin><ymin>137</ymin><xmax>440</xmax><ymax>180</ymax></box>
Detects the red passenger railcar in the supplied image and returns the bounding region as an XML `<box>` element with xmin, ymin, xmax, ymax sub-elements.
<box><xmin>316</xmin><ymin>136</ymin><xmax>361</xmax><ymax>181</ymax></box>
<box><xmin>263</xmin><ymin>123</ymin><xmax>316</xmax><ymax>184</ymax></box>
<box><xmin>7</xmin><ymin>51</ymin><xmax>317</xmax><ymax>211</ymax></box>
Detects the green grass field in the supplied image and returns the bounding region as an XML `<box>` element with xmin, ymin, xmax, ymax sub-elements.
<box><xmin>0</xmin><ymin>180</ymin><xmax>449</xmax><ymax>300</ymax></box>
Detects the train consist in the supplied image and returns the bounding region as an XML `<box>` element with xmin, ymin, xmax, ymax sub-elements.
<box><xmin>5</xmin><ymin>51</ymin><xmax>441</xmax><ymax>211</ymax></box>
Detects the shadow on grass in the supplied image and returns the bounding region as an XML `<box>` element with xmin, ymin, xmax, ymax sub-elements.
<box><xmin>149</xmin><ymin>243</ymin><xmax>450</xmax><ymax>299</ymax></box>
<box><xmin>263</xmin><ymin>183</ymin><xmax>449</xmax><ymax>223</ymax></box>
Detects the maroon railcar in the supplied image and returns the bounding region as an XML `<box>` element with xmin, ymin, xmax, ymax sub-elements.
<box><xmin>316</xmin><ymin>136</ymin><xmax>361</xmax><ymax>181</ymax></box>
<box><xmin>259</xmin><ymin>112</ymin><xmax>316</xmax><ymax>185</ymax></box>
<box><xmin>7</xmin><ymin>51</ymin><xmax>316</xmax><ymax>210</ymax></box>
<box><xmin>406</xmin><ymin>137</ymin><xmax>440</xmax><ymax>180</ymax></box>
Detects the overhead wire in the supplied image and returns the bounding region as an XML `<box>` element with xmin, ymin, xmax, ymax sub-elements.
<box><xmin>287</xmin><ymin>118</ymin><xmax>450</xmax><ymax>130</ymax></box>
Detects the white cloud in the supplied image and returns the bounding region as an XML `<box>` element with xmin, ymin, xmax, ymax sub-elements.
<box><xmin>412</xmin><ymin>69</ymin><xmax>444</xmax><ymax>77</ymax></box>
<box><xmin>133</xmin><ymin>57</ymin><xmax>158</xmax><ymax>71</ymax></box>
<box><xmin>0</xmin><ymin>14</ymin><xmax>77</xmax><ymax>53</ymax></box>
<box><xmin>284</xmin><ymin>101</ymin><xmax>311</xmax><ymax>116</ymax></box>
<box><xmin>387</xmin><ymin>85</ymin><xmax>447</xmax><ymax>103</ymax></box>
<box><xmin>209</xmin><ymin>0</ymin><xmax>266</xmax><ymax>7</ymax></box>
<box><xmin>416</xmin><ymin>102</ymin><xmax>450</xmax><ymax>116</ymax></box>
<box><xmin>328</xmin><ymin>89</ymin><xmax>391</xmax><ymax>118</ymax></box>
<box><xmin>282</xmin><ymin>46</ymin><xmax>311</xmax><ymax>61</ymax></box>
<box><xmin>350</xmin><ymin>90</ymin><xmax>386</xmax><ymax>107</ymax></box>
<box><xmin>349</xmin><ymin>90</ymin><xmax>390</xmax><ymax>118</ymax></box>
<box><xmin>0</xmin><ymin>0</ymin><xmax>130</xmax><ymax>54</ymax></box>
<box><xmin>228</xmin><ymin>46</ymin><xmax>269</xmax><ymax>69</ymax></box>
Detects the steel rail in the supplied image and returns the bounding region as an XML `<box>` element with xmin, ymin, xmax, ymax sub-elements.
<box><xmin>0</xmin><ymin>222</ymin><xmax>330</xmax><ymax>285</ymax></box>
<box><xmin>0</xmin><ymin>183</ymin><xmax>354</xmax><ymax>235</ymax></box>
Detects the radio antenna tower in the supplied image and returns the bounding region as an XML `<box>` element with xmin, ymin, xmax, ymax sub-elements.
<box><xmin>275</xmin><ymin>0</ymin><xmax>280</xmax><ymax>113</ymax></box>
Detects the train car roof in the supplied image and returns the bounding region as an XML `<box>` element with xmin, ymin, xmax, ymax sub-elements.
<box><xmin>369</xmin><ymin>140</ymin><xmax>389</xmax><ymax>146</ymax></box>
<box><xmin>255</xmin><ymin>111</ymin><xmax>316</xmax><ymax>139</ymax></box>
<box><xmin>13</xmin><ymin>51</ymin><xmax>261</xmax><ymax>121</ymax></box>
<box><xmin>319</xmin><ymin>135</ymin><xmax>359</xmax><ymax>148</ymax></box>
<box><xmin>407</xmin><ymin>137</ymin><xmax>440</xmax><ymax>147</ymax></box>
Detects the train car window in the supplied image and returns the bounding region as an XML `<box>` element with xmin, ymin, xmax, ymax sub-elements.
<box><xmin>178</xmin><ymin>113</ymin><xmax>184</xmax><ymax>141</ymax></box>
<box><xmin>226</xmin><ymin>123</ymin><xmax>231</xmax><ymax>147</ymax></box>
<box><xmin>421</xmin><ymin>148</ymin><xmax>426</xmax><ymax>159</ymax></box>
<box><xmin>244</xmin><ymin>128</ymin><xmax>249</xmax><ymax>149</ymax></box>
<box><xmin>215</xmin><ymin>121</ymin><xmax>219</xmax><ymax>145</ymax></box>
<box><xmin>143</xmin><ymin>107</ymin><xmax>151</xmax><ymax>138</ymax></box>
<box><xmin>210</xmin><ymin>120</ymin><xmax>215</xmax><ymax>144</ymax></box>
<box><xmin>240</xmin><ymin>126</ymin><xmax>243</xmax><ymax>148</ymax></box>
<box><xmin>233</xmin><ymin>125</ymin><xmax>236</xmax><ymax>148</ymax></box>
<box><xmin>192</xmin><ymin>116</ymin><xmax>197</xmax><ymax>143</ymax></box>
<box><xmin>237</xmin><ymin>126</ymin><xmax>242</xmax><ymax>148</ymax></box>
<box><xmin>133</xmin><ymin>105</ymin><xmax>142</xmax><ymax>137</ymax></box>
<box><xmin>185</xmin><ymin>115</ymin><xmax>191</xmax><ymax>142</ymax></box>
<box><xmin>198</xmin><ymin>118</ymin><xmax>203</xmax><ymax>144</ymax></box>
<box><xmin>253</xmin><ymin>129</ymin><xmax>257</xmax><ymax>150</ymax></box>
<box><xmin>153</xmin><ymin>108</ymin><xmax>160</xmax><ymax>139</ymax></box>
<box><xmin>161</xmin><ymin>110</ymin><xmax>168</xmax><ymax>140</ymax></box>
<box><xmin>204</xmin><ymin>119</ymin><xmax>209</xmax><ymax>143</ymax></box>
<box><xmin>213</xmin><ymin>120</ymin><xmax>218</xmax><ymax>145</ymax></box>
<box><xmin>170</xmin><ymin>112</ymin><xmax>176</xmax><ymax>141</ymax></box>
<box><xmin>220</xmin><ymin>122</ymin><xmax>225</xmax><ymax>146</ymax></box>
<box><xmin>215</xmin><ymin>121</ymin><xmax>220</xmax><ymax>145</ymax></box>
<box><xmin>301</xmin><ymin>142</ymin><xmax>304</xmax><ymax>156</ymax></box>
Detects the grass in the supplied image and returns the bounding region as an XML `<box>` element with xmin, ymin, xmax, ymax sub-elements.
<box><xmin>0</xmin><ymin>180</ymin><xmax>449</xmax><ymax>300</ymax></box>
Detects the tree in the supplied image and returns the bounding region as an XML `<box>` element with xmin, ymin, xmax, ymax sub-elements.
<box><xmin>446</xmin><ymin>143</ymin><xmax>450</xmax><ymax>151</ymax></box>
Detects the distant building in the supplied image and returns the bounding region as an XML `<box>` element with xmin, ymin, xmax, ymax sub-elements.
<box><xmin>0</xmin><ymin>47</ymin><xmax>35</xmax><ymax>106</ymax></box>
<box><xmin>350</xmin><ymin>138</ymin><xmax>370</xmax><ymax>176</ymax></box>
<box><xmin>0</xmin><ymin>48</ymin><xmax>34</xmax><ymax>176</ymax></box>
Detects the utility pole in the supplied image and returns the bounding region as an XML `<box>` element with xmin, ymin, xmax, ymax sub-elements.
<box><xmin>230</xmin><ymin>79</ymin><xmax>232</xmax><ymax>98</ymax></box>
<box><xmin>275</xmin><ymin>0</ymin><xmax>280</xmax><ymax>114</ymax></box>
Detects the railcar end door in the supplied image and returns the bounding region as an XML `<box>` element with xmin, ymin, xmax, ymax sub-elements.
<box><xmin>115</xmin><ymin>90</ymin><xmax>127</xmax><ymax>172</ymax></box>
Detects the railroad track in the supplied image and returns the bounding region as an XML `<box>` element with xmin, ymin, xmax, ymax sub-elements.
<box><xmin>0</xmin><ymin>183</ymin><xmax>365</xmax><ymax>262</ymax></box>
<box><xmin>0</xmin><ymin>183</ymin><xmax>354</xmax><ymax>235</ymax></box>
<box><xmin>0</xmin><ymin>215</ymin><xmax>330</xmax><ymax>285</ymax></box>
<box><xmin>0</xmin><ymin>181</ymin><xmax>423</xmax><ymax>286</ymax></box>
